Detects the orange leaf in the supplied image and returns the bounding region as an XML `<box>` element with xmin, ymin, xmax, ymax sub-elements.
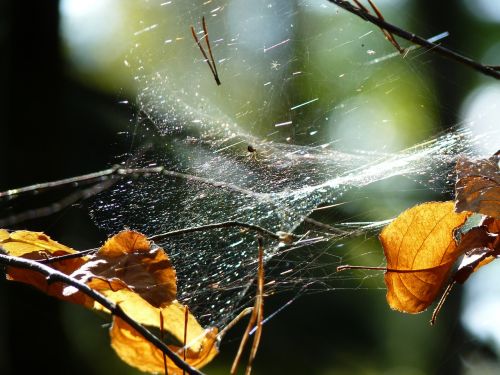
<box><xmin>455</xmin><ymin>152</ymin><xmax>500</xmax><ymax>219</ymax></box>
<box><xmin>1</xmin><ymin>229</ymin><xmax>220</xmax><ymax>372</ymax></box>
<box><xmin>110</xmin><ymin>316</ymin><xmax>218</xmax><ymax>375</ymax></box>
<box><xmin>66</xmin><ymin>230</ymin><xmax>220</xmax><ymax>372</ymax></box>
<box><xmin>68</xmin><ymin>230</ymin><xmax>177</xmax><ymax>307</ymax></box>
<box><xmin>381</xmin><ymin>201</ymin><xmax>471</xmax><ymax>313</ymax></box>
<box><xmin>1</xmin><ymin>230</ymin><xmax>89</xmax><ymax>305</ymax></box>
<box><xmin>0</xmin><ymin>229</ymin><xmax>77</xmax><ymax>257</ymax></box>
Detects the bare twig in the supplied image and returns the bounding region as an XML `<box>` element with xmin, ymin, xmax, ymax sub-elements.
<box><xmin>0</xmin><ymin>179</ymin><xmax>116</xmax><ymax>227</ymax></box>
<box><xmin>0</xmin><ymin>166</ymin><xmax>163</xmax><ymax>199</ymax></box>
<box><xmin>355</xmin><ymin>0</ymin><xmax>404</xmax><ymax>53</ymax></box>
<box><xmin>0</xmin><ymin>252</ymin><xmax>204</xmax><ymax>375</ymax></box>
<box><xmin>148</xmin><ymin>221</ymin><xmax>297</xmax><ymax>243</ymax></box>
<box><xmin>159</xmin><ymin>310</ymin><xmax>169</xmax><ymax>375</ymax></box>
<box><xmin>183</xmin><ymin>306</ymin><xmax>189</xmax><ymax>375</ymax></box>
<box><xmin>191</xmin><ymin>16</ymin><xmax>221</xmax><ymax>85</ymax></box>
<box><xmin>38</xmin><ymin>220</ymin><xmax>298</xmax><ymax>266</ymax></box>
<box><xmin>328</xmin><ymin>0</ymin><xmax>500</xmax><ymax>79</ymax></box>
<box><xmin>303</xmin><ymin>217</ymin><xmax>348</xmax><ymax>235</ymax></box>
<box><xmin>430</xmin><ymin>281</ymin><xmax>455</xmax><ymax>326</ymax></box>
<box><xmin>0</xmin><ymin>166</ymin><xmax>165</xmax><ymax>226</ymax></box>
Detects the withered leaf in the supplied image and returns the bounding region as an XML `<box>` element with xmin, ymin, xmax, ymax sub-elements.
<box><xmin>68</xmin><ymin>230</ymin><xmax>177</xmax><ymax>307</ymax></box>
<box><xmin>455</xmin><ymin>152</ymin><xmax>500</xmax><ymax>219</ymax></box>
<box><xmin>381</xmin><ymin>201</ymin><xmax>471</xmax><ymax>313</ymax></box>
<box><xmin>453</xmin><ymin>217</ymin><xmax>500</xmax><ymax>284</ymax></box>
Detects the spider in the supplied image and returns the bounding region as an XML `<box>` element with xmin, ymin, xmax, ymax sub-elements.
<box><xmin>247</xmin><ymin>145</ymin><xmax>258</xmax><ymax>161</ymax></box>
<box><xmin>247</xmin><ymin>144</ymin><xmax>270</xmax><ymax>162</ymax></box>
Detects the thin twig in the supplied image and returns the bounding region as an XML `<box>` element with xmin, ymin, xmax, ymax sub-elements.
<box><xmin>0</xmin><ymin>165</ymin><xmax>265</xmax><ymax>227</ymax></box>
<box><xmin>160</xmin><ymin>310</ymin><xmax>169</xmax><ymax>375</ymax></box>
<box><xmin>0</xmin><ymin>179</ymin><xmax>116</xmax><ymax>227</ymax></box>
<box><xmin>0</xmin><ymin>166</ymin><xmax>164</xmax><ymax>199</ymax></box>
<box><xmin>0</xmin><ymin>166</ymin><xmax>165</xmax><ymax>226</ymax></box>
<box><xmin>303</xmin><ymin>217</ymin><xmax>348</xmax><ymax>235</ymax></box>
<box><xmin>216</xmin><ymin>307</ymin><xmax>253</xmax><ymax>341</ymax></box>
<box><xmin>38</xmin><ymin>221</ymin><xmax>298</xmax><ymax>266</ymax></box>
<box><xmin>246</xmin><ymin>236</ymin><xmax>265</xmax><ymax>375</ymax></box>
<box><xmin>0</xmin><ymin>167</ymin><xmax>118</xmax><ymax>198</ymax></box>
<box><xmin>430</xmin><ymin>281</ymin><xmax>455</xmax><ymax>326</ymax></box>
<box><xmin>148</xmin><ymin>221</ymin><xmax>294</xmax><ymax>243</ymax></box>
<box><xmin>0</xmin><ymin>252</ymin><xmax>204</xmax><ymax>375</ymax></box>
<box><xmin>191</xmin><ymin>16</ymin><xmax>221</xmax><ymax>85</ymax></box>
<box><xmin>38</xmin><ymin>248</ymin><xmax>98</xmax><ymax>264</ymax></box>
<box><xmin>336</xmin><ymin>264</ymin><xmax>458</xmax><ymax>273</ymax></box>
<box><xmin>201</xmin><ymin>16</ymin><xmax>220</xmax><ymax>83</ymax></box>
<box><xmin>183</xmin><ymin>306</ymin><xmax>189</xmax><ymax>375</ymax></box>
<box><xmin>328</xmin><ymin>0</ymin><xmax>500</xmax><ymax>79</ymax></box>
<box><xmin>365</xmin><ymin>0</ymin><xmax>404</xmax><ymax>53</ymax></box>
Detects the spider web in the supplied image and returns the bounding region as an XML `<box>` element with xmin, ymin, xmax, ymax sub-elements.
<box><xmin>89</xmin><ymin>0</ymin><xmax>499</xmax><ymax>329</ymax></box>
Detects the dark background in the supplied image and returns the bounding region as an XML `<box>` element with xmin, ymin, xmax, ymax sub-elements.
<box><xmin>0</xmin><ymin>1</ymin><xmax>498</xmax><ymax>374</ymax></box>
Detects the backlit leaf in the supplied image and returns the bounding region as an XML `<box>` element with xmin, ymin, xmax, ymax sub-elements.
<box><xmin>381</xmin><ymin>201</ymin><xmax>471</xmax><ymax>313</ymax></box>
<box><xmin>0</xmin><ymin>229</ymin><xmax>77</xmax><ymax>257</ymax></box>
<box><xmin>111</xmin><ymin>316</ymin><xmax>219</xmax><ymax>374</ymax></box>
<box><xmin>2</xmin><ymin>229</ymin><xmax>219</xmax><ymax>372</ymax></box>
<box><xmin>1</xmin><ymin>230</ymin><xmax>89</xmax><ymax>305</ymax></box>
<box><xmin>68</xmin><ymin>230</ymin><xmax>177</xmax><ymax>307</ymax></box>
<box><xmin>67</xmin><ymin>230</ymin><xmax>220</xmax><ymax>372</ymax></box>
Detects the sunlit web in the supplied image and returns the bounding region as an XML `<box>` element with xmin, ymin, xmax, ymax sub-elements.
<box><xmin>90</xmin><ymin>0</ymin><xmax>499</xmax><ymax>328</ymax></box>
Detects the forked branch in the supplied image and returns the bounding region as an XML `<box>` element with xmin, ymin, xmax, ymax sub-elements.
<box><xmin>328</xmin><ymin>0</ymin><xmax>500</xmax><ymax>79</ymax></box>
<box><xmin>191</xmin><ymin>16</ymin><xmax>221</xmax><ymax>85</ymax></box>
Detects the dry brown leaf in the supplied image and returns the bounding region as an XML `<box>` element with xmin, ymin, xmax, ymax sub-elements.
<box><xmin>68</xmin><ymin>230</ymin><xmax>177</xmax><ymax>307</ymax></box>
<box><xmin>453</xmin><ymin>217</ymin><xmax>500</xmax><ymax>283</ymax></box>
<box><xmin>455</xmin><ymin>152</ymin><xmax>500</xmax><ymax>219</ymax></box>
<box><xmin>111</xmin><ymin>316</ymin><xmax>218</xmax><ymax>374</ymax></box>
<box><xmin>381</xmin><ymin>201</ymin><xmax>471</xmax><ymax>313</ymax></box>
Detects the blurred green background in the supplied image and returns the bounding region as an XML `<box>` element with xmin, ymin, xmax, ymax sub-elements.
<box><xmin>1</xmin><ymin>1</ymin><xmax>499</xmax><ymax>374</ymax></box>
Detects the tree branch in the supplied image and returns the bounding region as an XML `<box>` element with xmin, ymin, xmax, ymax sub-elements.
<box><xmin>327</xmin><ymin>0</ymin><xmax>500</xmax><ymax>80</ymax></box>
<box><xmin>39</xmin><ymin>221</ymin><xmax>299</xmax><ymax>265</ymax></box>
<box><xmin>148</xmin><ymin>221</ymin><xmax>297</xmax><ymax>243</ymax></box>
<box><xmin>0</xmin><ymin>252</ymin><xmax>205</xmax><ymax>375</ymax></box>
<box><xmin>0</xmin><ymin>166</ymin><xmax>164</xmax><ymax>199</ymax></box>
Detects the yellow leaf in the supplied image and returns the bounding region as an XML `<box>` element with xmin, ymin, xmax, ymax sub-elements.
<box><xmin>1</xmin><ymin>230</ymin><xmax>77</xmax><ymax>257</ymax></box>
<box><xmin>110</xmin><ymin>317</ymin><xmax>218</xmax><ymax>374</ymax></box>
<box><xmin>1</xmin><ymin>230</ymin><xmax>89</xmax><ymax>305</ymax></box>
<box><xmin>2</xmin><ymin>229</ymin><xmax>220</xmax><ymax>372</ymax></box>
<box><xmin>381</xmin><ymin>201</ymin><xmax>471</xmax><ymax>313</ymax></box>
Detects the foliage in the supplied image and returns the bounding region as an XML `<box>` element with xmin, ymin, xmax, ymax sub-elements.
<box><xmin>1</xmin><ymin>230</ymin><xmax>218</xmax><ymax>374</ymax></box>
<box><xmin>340</xmin><ymin>151</ymin><xmax>499</xmax><ymax>324</ymax></box>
